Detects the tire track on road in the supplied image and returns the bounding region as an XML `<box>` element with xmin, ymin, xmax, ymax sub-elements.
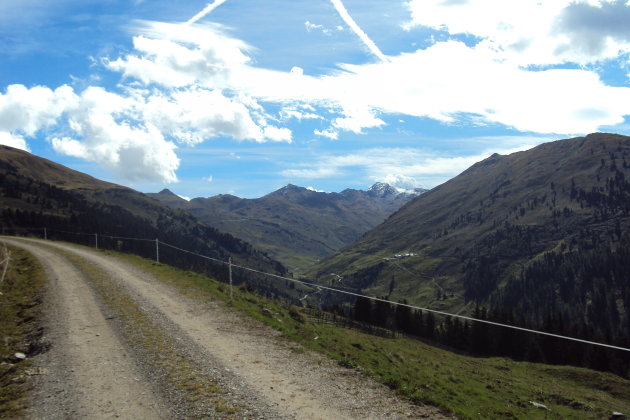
<box><xmin>2</xmin><ymin>238</ymin><xmax>166</xmax><ymax>420</ymax></box>
<box><xmin>26</xmin><ymin>239</ymin><xmax>453</xmax><ymax>420</ymax></box>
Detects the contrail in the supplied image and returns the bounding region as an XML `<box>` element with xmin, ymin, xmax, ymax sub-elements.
<box><xmin>329</xmin><ymin>0</ymin><xmax>388</xmax><ymax>62</ymax></box>
<box><xmin>186</xmin><ymin>0</ymin><xmax>228</xmax><ymax>25</ymax></box>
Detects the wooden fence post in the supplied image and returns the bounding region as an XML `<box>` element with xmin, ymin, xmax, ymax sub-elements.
<box><xmin>228</xmin><ymin>257</ymin><xmax>234</xmax><ymax>301</ymax></box>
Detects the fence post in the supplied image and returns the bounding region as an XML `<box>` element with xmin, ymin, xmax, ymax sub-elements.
<box><xmin>95</xmin><ymin>233</ymin><xmax>98</xmax><ymax>249</ymax></box>
<box><xmin>229</xmin><ymin>257</ymin><xmax>233</xmax><ymax>301</ymax></box>
<box><xmin>155</xmin><ymin>238</ymin><xmax>159</xmax><ymax>263</ymax></box>
<box><xmin>0</xmin><ymin>247</ymin><xmax>10</xmax><ymax>285</ymax></box>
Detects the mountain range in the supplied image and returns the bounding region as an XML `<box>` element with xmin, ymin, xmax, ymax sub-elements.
<box><xmin>0</xmin><ymin>145</ymin><xmax>286</xmax><ymax>282</ymax></box>
<box><xmin>309</xmin><ymin>132</ymin><xmax>630</xmax><ymax>345</ymax></box>
<box><xmin>149</xmin><ymin>182</ymin><xmax>426</xmax><ymax>271</ymax></box>
<box><xmin>3</xmin><ymin>132</ymin><xmax>629</xmax><ymax>349</ymax></box>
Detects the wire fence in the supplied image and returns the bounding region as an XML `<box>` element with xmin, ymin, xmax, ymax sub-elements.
<box><xmin>1</xmin><ymin>225</ymin><xmax>629</xmax><ymax>353</ymax></box>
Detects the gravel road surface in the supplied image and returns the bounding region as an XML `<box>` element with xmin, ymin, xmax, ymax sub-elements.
<box><xmin>4</xmin><ymin>237</ymin><xmax>454</xmax><ymax>420</ymax></box>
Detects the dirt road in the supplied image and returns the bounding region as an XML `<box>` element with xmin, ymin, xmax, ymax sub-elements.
<box><xmin>2</xmin><ymin>238</ymin><xmax>165</xmax><ymax>419</ymax></box>
<box><xmin>4</xmin><ymin>237</ymin><xmax>452</xmax><ymax>419</ymax></box>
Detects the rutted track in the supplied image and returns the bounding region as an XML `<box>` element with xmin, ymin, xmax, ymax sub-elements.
<box><xmin>5</xmin><ymin>237</ymin><xmax>453</xmax><ymax>420</ymax></box>
<box><xmin>1</xmin><ymin>238</ymin><xmax>165</xmax><ymax>419</ymax></box>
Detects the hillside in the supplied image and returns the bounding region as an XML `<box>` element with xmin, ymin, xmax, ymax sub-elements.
<box><xmin>149</xmin><ymin>182</ymin><xmax>426</xmax><ymax>272</ymax></box>
<box><xmin>310</xmin><ymin>133</ymin><xmax>630</xmax><ymax>347</ymax></box>
<box><xmin>0</xmin><ymin>145</ymin><xmax>286</xmax><ymax>282</ymax></box>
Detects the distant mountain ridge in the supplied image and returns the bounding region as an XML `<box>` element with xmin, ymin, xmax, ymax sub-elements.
<box><xmin>149</xmin><ymin>183</ymin><xmax>427</xmax><ymax>271</ymax></box>
<box><xmin>309</xmin><ymin>133</ymin><xmax>630</xmax><ymax>348</ymax></box>
<box><xmin>0</xmin><ymin>145</ymin><xmax>287</xmax><ymax>282</ymax></box>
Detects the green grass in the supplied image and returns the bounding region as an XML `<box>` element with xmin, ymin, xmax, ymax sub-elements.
<box><xmin>108</xmin><ymin>249</ymin><xmax>630</xmax><ymax>420</ymax></box>
<box><xmin>0</xmin><ymin>247</ymin><xmax>46</xmax><ymax>419</ymax></box>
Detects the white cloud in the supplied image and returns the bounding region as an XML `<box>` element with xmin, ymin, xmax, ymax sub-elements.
<box><xmin>555</xmin><ymin>1</ymin><xmax>630</xmax><ymax>58</ymax></box>
<box><xmin>143</xmin><ymin>88</ymin><xmax>270</xmax><ymax>144</ymax></box>
<box><xmin>306</xmin><ymin>186</ymin><xmax>325</xmax><ymax>192</ymax></box>
<box><xmin>0</xmin><ymin>131</ymin><xmax>29</xmax><ymax>151</ymax></box>
<box><xmin>2</xmin><ymin>3</ymin><xmax>628</xmax><ymax>186</ymax></box>
<box><xmin>280</xmin><ymin>107</ymin><xmax>321</xmax><ymax>121</ymax></box>
<box><xmin>0</xmin><ymin>84</ymin><xmax>78</xmax><ymax>135</ymax></box>
<box><xmin>314</xmin><ymin>129</ymin><xmax>339</xmax><ymax>140</ymax></box>
<box><xmin>50</xmin><ymin>86</ymin><xmax>180</xmax><ymax>182</ymax></box>
<box><xmin>281</xmin><ymin>138</ymin><xmax>547</xmax><ymax>188</ymax></box>
<box><xmin>332</xmin><ymin>105</ymin><xmax>385</xmax><ymax>134</ymax></box>
<box><xmin>305</xmin><ymin>21</ymin><xmax>330</xmax><ymax>35</ymax></box>
<box><xmin>108</xmin><ymin>22</ymin><xmax>293</xmax><ymax>144</ymax></box>
<box><xmin>309</xmin><ymin>41</ymin><xmax>629</xmax><ymax>134</ymax></box>
<box><xmin>263</xmin><ymin>126</ymin><xmax>292</xmax><ymax>142</ymax></box>
<box><xmin>282</xmin><ymin>165</ymin><xmax>340</xmax><ymax>179</ymax></box>
<box><xmin>290</xmin><ymin>66</ymin><xmax>304</xmax><ymax>76</ymax></box>
<box><xmin>107</xmin><ymin>21</ymin><xmax>251</xmax><ymax>89</ymax></box>
<box><xmin>378</xmin><ymin>174</ymin><xmax>423</xmax><ymax>191</ymax></box>
<box><xmin>0</xmin><ymin>20</ymin><xmax>296</xmax><ymax>184</ymax></box>
<box><xmin>405</xmin><ymin>0</ymin><xmax>630</xmax><ymax>66</ymax></box>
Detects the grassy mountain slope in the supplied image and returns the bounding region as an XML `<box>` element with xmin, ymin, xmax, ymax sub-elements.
<box><xmin>116</xmin><ymin>248</ymin><xmax>630</xmax><ymax>420</ymax></box>
<box><xmin>310</xmin><ymin>133</ymin><xmax>630</xmax><ymax>338</ymax></box>
<box><xmin>0</xmin><ymin>145</ymin><xmax>286</xmax><ymax>277</ymax></box>
<box><xmin>150</xmin><ymin>183</ymin><xmax>424</xmax><ymax>272</ymax></box>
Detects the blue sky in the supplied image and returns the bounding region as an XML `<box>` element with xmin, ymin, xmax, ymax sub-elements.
<box><xmin>1</xmin><ymin>0</ymin><xmax>629</xmax><ymax>198</ymax></box>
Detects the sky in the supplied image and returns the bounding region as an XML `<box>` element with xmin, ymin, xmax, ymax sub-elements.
<box><xmin>1</xmin><ymin>0</ymin><xmax>629</xmax><ymax>198</ymax></box>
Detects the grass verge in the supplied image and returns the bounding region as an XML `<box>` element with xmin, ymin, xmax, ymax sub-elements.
<box><xmin>109</xmin><ymin>249</ymin><xmax>630</xmax><ymax>420</ymax></box>
<box><xmin>0</xmin><ymin>246</ymin><xmax>45</xmax><ymax>419</ymax></box>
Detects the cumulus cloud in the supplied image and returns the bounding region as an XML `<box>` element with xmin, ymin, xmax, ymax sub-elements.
<box><xmin>108</xmin><ymin>22</ymin><xmax>293</xmax><ymax>144</ymax></box>
<box><xmin>143</xmin><ymin>88</ymin><xmax>270</xmax><ymax>144</ymax></box>
<box><xmin>405</xmin><ymin>0</ymin><xmax>630</xmax><ymax>66</ymax></box>
<box><xmin>51</xmin><ymin>86</ymin><xmax>180</xmax><ymax>182</ymax></box>
<box><xmin>107</xmin><ymin>21</ymin><xmax>251</xmax><ymax>89</ymax></box>
<box><xmin>0</xmin><ymin>19</ymin><xmax>296</xmax><ymax>183</ymax></box>
<box><xmin>555</xmin><ymin>0</ymin><xmax>630</xmax><ymax>57</ymax></box>
<box><xmin>0</xmin><ymin>84</ymin><xmax>77</xmax><ymax>135</ymax></box>
<box><xmin>378</xmin><ymin>174</ymin><xmax>423</xmax><ymax>192</ymax></box>
<box><xmin>0</xmin><ymin>131</ymin><xmax>29</xmax><ymax>151</ymax></box>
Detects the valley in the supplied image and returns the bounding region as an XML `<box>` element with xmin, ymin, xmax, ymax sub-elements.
<box><xmin>2</xmin><ymin>133</ymin><xmax>630</xmax><ymax>418</ymax></box>
<box><xmin>310</xmin><ymin>134</ymin><xmax>630</xmax><ymax>360</ymax></box>
<box><xmin>149</xmin><ymin>182</ymin><xmax>425</xmax><ymax>272</ymax></box>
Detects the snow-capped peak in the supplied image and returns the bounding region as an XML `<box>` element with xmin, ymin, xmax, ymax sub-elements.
<box><xmin>367</xmin><ymin>182</ymin><xmax>427</xmax><ymax>199</ymax></box>
<box><xmin>367</xmin><ymin>182</ymin><xmax>399</xmax><ymax>197</ymax></box>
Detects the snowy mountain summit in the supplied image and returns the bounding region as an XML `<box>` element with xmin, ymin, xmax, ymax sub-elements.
<box><xmin>367</xmin><ymin>182</ymin><xmax>427</xmax><ymax>199</ymax></box>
